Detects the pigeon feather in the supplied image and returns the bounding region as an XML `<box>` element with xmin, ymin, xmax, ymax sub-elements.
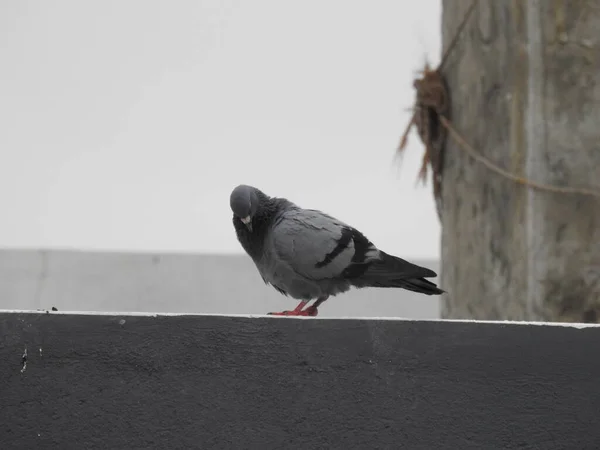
<box><xmin>230</xmin><ymin>184</ymin><xmax>444</xmax><ymax>304</ymax></box>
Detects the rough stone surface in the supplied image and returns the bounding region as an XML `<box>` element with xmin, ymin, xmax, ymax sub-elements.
<box><xmin>440</xmin><ymin>0</ymin><xmax>600</xmax><ymax>321</ymax></box>
<box><xmin>1</xmin><ymin>312</ymin><xmax>600</xmax><ymax>449</ymax></box>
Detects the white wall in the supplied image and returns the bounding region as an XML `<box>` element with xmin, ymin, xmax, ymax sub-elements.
<box><xmin>0</xmin><ymin>249</ymin><xmax>440</xmax><ymax>318</ymax></box>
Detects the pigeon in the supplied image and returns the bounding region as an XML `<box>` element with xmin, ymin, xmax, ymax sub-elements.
<box><xmin>230</xmin><ymin>184</ymin><xmax>444</xmax><ymax>317</ymax></box>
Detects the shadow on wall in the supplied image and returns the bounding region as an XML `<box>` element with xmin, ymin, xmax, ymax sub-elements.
<box><xmin>0</xmin><ymin>249</ymin><xmax>440</xmax><ymax>318</ymax></box>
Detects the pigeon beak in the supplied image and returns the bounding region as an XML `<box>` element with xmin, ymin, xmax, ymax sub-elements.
<box><xmin>241</xmin><ymin>215</ymin><xmax>253</xmax><ymax>232</ymax></box>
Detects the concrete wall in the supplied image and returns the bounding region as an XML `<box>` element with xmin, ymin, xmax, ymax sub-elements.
<box><xmin>2</xmin><ymin>311</ymin><xmax>599</xmax><ymax>449</ymax></box>
<box><xmin>0</xmin><ymin>249</ymin><xmax>440</xmax><ymax>318</ymax></box>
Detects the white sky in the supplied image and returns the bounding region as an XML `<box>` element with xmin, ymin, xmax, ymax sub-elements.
<box><xmin>0</xmin><ymin>0</ymin><xmax>442</xmax><ymax>259</ymax></box>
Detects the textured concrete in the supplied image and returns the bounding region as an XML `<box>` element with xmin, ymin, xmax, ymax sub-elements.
<box><xmin>440</xmin><ymin>1</ymin><xmax>600</xmax><ymax>322</ymax></box>
<box><xmin>0</xmin><ymin>248</ymin><xmax>440</xmax><ymax>318</ymax></box>
<box><xmin>2</xmin><ymin>311</ymin><xmax>600</xmax><ymax>449</ymax></box>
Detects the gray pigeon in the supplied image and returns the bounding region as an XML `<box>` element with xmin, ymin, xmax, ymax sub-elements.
<box><xmin>230</xmin><ymin>184</ymin><xmax>444</xmax><ymax>316</ymax></box>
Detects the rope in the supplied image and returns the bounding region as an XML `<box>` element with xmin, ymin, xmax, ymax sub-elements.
<box><xmin>399</xmin><ymin>0</ymin><xmax>600</xmax><ymax>201</ymax></box>
<box><xmin>439</xmin><ymin>116</ymin><xmax>600</xmax><ymax>198</ymax></box>
<box><xmin>438</xmin><ymin>0</ymin><xmax>477</xmax><ymax>70</ymax></box>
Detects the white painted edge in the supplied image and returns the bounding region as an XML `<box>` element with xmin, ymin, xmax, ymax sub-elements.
<box><xmin>0</xmin><ymin>309</ymin><xmax>598</xmax><ymax>329</ymax></box>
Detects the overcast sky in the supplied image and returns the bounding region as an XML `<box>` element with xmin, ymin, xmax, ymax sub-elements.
<box><xmin>1</xmin><ymin>0</ymin><xmax>442</xmax><ymax>259</ymax></box>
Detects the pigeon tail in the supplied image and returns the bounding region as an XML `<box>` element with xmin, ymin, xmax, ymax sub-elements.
<box><xmin>380</xmin><ymin>276</ymin><xmax>445</xmax><ymax>295</ymax></box>
<box><xmin>352</xmin><ymin>251</ymin><xmax>445</xmax><ymax>295</ymax></box>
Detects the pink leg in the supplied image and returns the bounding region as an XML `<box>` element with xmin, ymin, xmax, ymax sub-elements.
<box><xmin>267</xmin><ymin>297</ymin><xmax>328</xmax><ymax>317</ymax></box>
<box><xmin>267</xmin><ymin>301</ymin><xmax>318</xmax><ymax>317</ymax></box>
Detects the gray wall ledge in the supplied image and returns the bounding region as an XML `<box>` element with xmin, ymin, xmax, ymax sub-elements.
<box><xmin>2</xmin><ymin>311</ymin><xmax>600</xmax><ymax>449</ymax></box>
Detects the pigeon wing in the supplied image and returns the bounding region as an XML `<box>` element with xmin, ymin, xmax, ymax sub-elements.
<box><xmin>267</xmin><ymin>209</ymin><xmax>369</xmax><ymax>281</ymax></box>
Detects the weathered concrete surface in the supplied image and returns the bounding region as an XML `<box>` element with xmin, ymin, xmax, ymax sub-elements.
<box><xmin>2</xmin><ymin>312</ymin><xmax>600</xmax><ymax>449</ymax></box>
<box><xmin>440</xmin><ymin>0</ymin><xmax>600</xmax><ymax>321</ymax></box>
<box><xmin>0</xmin><ymin>248</ymin><xmax>440</xmax><ymax>318</ymax></box>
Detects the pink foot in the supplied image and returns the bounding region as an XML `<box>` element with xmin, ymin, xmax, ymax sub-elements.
<box><xmin>267</xmin><ymin>306</ymin><xmax>318</xmax><ymax>317</ymax></box>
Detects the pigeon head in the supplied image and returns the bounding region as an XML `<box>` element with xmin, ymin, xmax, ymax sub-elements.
<box><xmin>230</xmin><ymin>185</ymin><xmax>261</xmax><ymax>232</ymax></box>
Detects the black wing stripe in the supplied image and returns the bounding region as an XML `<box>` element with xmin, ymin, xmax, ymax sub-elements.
<box><xmin>315</xmin><ymin>227</ymin><xmax>353</xmax><ymax>268</ymax></box>
<box><xmin>341</xmin><ymin>228</ymin><xmax>373</xmax><ymax>278</ymax></box>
